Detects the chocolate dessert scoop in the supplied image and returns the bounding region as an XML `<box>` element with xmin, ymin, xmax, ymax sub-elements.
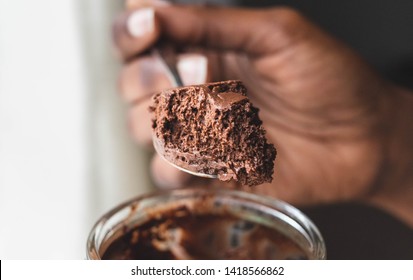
<box><xmin>150</xmin><ymin>80</ymin><xmax>276</xmax><ymax>186</ymax></box>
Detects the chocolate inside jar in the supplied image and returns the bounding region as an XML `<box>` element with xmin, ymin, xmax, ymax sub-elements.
<box><xmin>101</xmin><ymin>205</ymin><xmax>309</xmax><ymax>260</ymax></box>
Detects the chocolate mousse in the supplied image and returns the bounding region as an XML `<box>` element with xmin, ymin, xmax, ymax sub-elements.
<box><xmin>150</xmin><ymin>80</ymin><xmax>276</xmax><ymax>186</ymax></box>
<box><xmin>102</xmin><ymin>206</ymin><xmax>308</xmax><ymax>260</ymax></box>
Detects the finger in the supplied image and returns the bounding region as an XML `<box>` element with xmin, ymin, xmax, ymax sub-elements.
<box><xmin>119</xmin><ymin>55</ymin><xmax>171</xmax><ymax>104</ymax></box>
<box><xmin>120</xmin><ymin>53</ymin><xmax>209</xmax><ymax>104</ymax></box>
<box><xmin>114</xmin><ymin>5</ymin><xmax>306</xmax><ymax>61</ymax></box>
<box><xmin>177</xmin><ymin>53</ymin><xmax>209</xmax><ymax>86</ymax></box>
<box><xmin>128</xmin><ymin>98</ymin><xmax>154</xmax><ymax>147</ymax></box>
<box><xmin>124</xmin><ymin>53</ymin><xmax>210</xmax><ymax>146</ymax></box>
<box><xmin>113</xmin><ymin>7</ymin><xmax>160</xmax><ymax>61</ymax></box>
<box><xmin>125</xmin><ymin>0</ymin><xmax>170</xmax><ymax>11</ymax></box>
<box><xmin>116</xmin><ymin>1</ymin><xmax>172</xmax><ymax>60</ymax></box>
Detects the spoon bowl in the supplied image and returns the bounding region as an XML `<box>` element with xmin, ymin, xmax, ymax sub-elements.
<box><xmin>152</xmin><ymin>134</ymin><xmax>218</xmax><ymax>179</ymax></box>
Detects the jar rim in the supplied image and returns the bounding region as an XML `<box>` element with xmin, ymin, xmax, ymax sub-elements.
<box><xmin>86</xmin><ymin>187</ymin><xmax>326</xmax><ymax>260</ymax></box>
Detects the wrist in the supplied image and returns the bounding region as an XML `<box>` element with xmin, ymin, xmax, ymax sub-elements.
<box><xmin>368</xmin><ymin>86</ymin><xmax>413</xmax><ymax>228</ymax></box>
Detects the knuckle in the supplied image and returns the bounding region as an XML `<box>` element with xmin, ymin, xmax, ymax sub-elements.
<box><xmin>268</xmin><ymin>7</ymin><xmax>305</xmax><ymax>28</ymax></box>
<box><xmin>264</xmin><ymin>7</ymin><xmax>308</xmax><ymax>45</ymax></box>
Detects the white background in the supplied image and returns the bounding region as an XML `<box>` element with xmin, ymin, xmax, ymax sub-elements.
<box><xmin>0</xmin><ymin>0</ymin><xmax>153</xmax><ymax>259</ymax></box>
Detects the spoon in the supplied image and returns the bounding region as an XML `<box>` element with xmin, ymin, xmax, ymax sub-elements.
<box><xmin>151</xmin><ymin>47</ymin><xmax>218</xmax><ymax>179</ymax></box>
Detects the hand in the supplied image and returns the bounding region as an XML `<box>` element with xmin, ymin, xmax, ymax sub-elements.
<box><xmin>113</xmin><ymin>2</ymin><xmax>413</xmax><ymax>225</ymax></box>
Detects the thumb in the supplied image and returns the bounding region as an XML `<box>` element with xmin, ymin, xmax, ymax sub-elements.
<box><xmin>114</xmin><ymin>4</ymin><xmax>302</xmax><ymax>61</ymax></box>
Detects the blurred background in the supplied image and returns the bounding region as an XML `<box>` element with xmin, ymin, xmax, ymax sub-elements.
<box><xmin>0</xmin><ymin>0</ymin><xmax>412</xmax><ymax>259</ymax></box>
<box><xmin>0</xmin><ymin>0</ymin><xmax>153</xmax><ymax>259</ymax></box>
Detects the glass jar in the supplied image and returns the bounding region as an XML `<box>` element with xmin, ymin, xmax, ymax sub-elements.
<box><xmin>87</xmin><ymin>187</ymin><xmax>326</xmax><ymax>259</ymax></box>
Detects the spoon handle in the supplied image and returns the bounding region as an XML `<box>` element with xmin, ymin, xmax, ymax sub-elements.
<box><xmin>152</xmin><ymin>46</ymin><xmax>184</xmax><ymax>87</ymax></box>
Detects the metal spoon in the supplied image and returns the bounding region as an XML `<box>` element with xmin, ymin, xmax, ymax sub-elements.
<box><xmin>152</xmin><ymin>47</ymin><xmax>184</xmax><ymax>87</ymax></box>
<box><xmin>151</xmin><ymin>47</ymin><xmax>217</xmax><ymax>179</ymax></box>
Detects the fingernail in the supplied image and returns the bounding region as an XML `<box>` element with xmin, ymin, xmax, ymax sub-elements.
<box><xmin>177</xmin><ymin>54</ymin><xmax>208</xmax><ymax>85</ymax></box>
<box><xmin>127</xmin><ymin>8</ymin><xmax>155</xmax><ymax>38</ymax></box>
